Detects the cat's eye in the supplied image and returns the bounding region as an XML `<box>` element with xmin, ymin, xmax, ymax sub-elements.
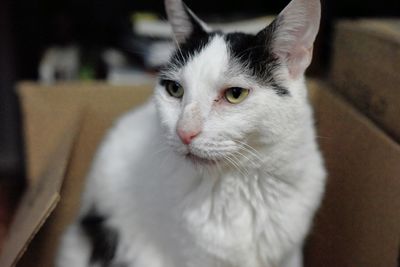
<box><xmin>224</xmin><ymin>87</ymin><xmax>250</xmax><ymax>104</ymax></box>
<box><xmin>165</xmin><ymin>80</ymin><xmax>184</xmax><ymax>99</ymax></box>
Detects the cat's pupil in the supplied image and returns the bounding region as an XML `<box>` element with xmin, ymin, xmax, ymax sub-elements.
<box><xmin>171</xmin><ymin>82</ymin><xmax>179</xmax><ymax>92</ymax></box>
<box><xmin>231</xmin><ymin>88</ymin><xmax>242</xmax><ymax>99</ymax></box>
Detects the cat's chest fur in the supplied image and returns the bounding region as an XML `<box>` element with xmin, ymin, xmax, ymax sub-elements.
<box><xmin>82</xmin><ymin>101</ymin><xmax>323</xmax><ymax>267</ymax></box>
<box><xmin>108</xmin><ymin>113</ymin><xmax>314</xmax><ymax>267</ymax></box>
<box><xmin>178</xmin><ymin>163</ymin><xmax>317</xmax><ymax>267</ymax></box>
<box><xmin>180</xmin><ymin>174</ymin><xmax>264</xmax><ymax>267</ymax></box>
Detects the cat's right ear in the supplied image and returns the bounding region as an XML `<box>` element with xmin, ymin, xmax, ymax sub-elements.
<box><xmin>165</xmin><ymin>0</ymin><xmax>211</xmax><ymax>44</ymax></box>
<box><xmin>262</xmin><ymin>0</ymin><xmax>321</xmax><ymax>79</ymax></box>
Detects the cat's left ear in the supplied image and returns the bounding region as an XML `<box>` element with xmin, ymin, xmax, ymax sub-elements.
<box><xmin>165</xmin><ymin>0</ymin><xmax>211</xmax><ymax>44</ymax></box>
<box><xmin>266</xmin><ymin>0</ymin><xmax>321</xmax><ymax>79</ymax></box>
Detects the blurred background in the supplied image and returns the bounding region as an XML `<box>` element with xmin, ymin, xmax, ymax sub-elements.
<box><xmin>0</xmin><ymin>0</ymin><xmax>399</xmax><ymax>255</ymax></box>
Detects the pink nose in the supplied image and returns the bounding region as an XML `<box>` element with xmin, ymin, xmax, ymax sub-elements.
<box><xmin>177</xmin><ymin>128</ymin><xmax>201</xmax><ymax>145</ymax></box>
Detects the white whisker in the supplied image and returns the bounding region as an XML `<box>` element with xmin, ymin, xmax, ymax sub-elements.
<box><xmin>234</xmin><ymin>140</ymin><xmax>264</xmax><ymax>160</ymax></box>
<box><xmin>225</xmin><ymin>154</ymin><xmax>248</xmax><ymax>177</ymax></box>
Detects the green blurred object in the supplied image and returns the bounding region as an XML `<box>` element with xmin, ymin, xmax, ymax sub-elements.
<box><xmin>79</xmin><ymin>65</ymin><xmax>95</xmax><ymax>81</ymax></box>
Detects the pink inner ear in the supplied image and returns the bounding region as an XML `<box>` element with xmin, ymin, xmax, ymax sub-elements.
<box><xmin>286</xmin><ymin>46</ymin><xmax>313</xmax><ymax>79</ymax></box>
<box><xmin>270</xmin><ymin>0</ymin><xmax>321</xmax><ymax>79</ymax></box>
<box><xmin>273</xmin><ymin>23</ymin><xmax>317</xmax><ymax>79</ymax></box>
<box><xmin>273</xmin><ymin>22</ymin><xmax>317</xmax><ymax>79</ymax></box>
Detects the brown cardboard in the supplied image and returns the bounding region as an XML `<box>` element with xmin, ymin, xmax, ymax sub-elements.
<box><xmin>331</xmin><ymin>19</ymin><xmax>400</xmax><ymax>142</ymax></box>
<box><xmin>0</xmin><ymin>115</ymin><xmax>80</xmax><ymax>267</ymax></box>
<box><xmin>305</xmin><ymin>80</ymin><xmax>400</xmax><ymax>267</ymax></box>
<box><xmin>1</xmin><ymin>80</ymin><xmax>399</xmax><ymax>267</ymax></box>
<box><xmin>11</xmin><ymin>82</ymin><xmax>154</xmax><ymax>267</ymax></box>
<box><xmin>17</xmin><ymin>82</ymin><xmax>155</xmax><ymax>186</ymax></box>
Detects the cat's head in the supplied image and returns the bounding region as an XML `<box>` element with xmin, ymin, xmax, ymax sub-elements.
<box><xmin>154</xmin><ymin>0</ymin><xmax>320</xmax><ymax>167</ymax></box>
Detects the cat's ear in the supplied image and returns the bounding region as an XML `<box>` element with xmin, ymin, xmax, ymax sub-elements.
<box><xmin>267</xmin><ymin>0</ymin><xmax>321</xmax><ymax>79</ymax></box>
<box><xmin>165</xmin><ymin>0</ymin><xmax>211</xmax><ymax>44</ymax></box>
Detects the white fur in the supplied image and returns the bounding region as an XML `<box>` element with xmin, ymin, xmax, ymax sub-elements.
<box><xmin>56</xmin><ymin>0</ymin><xmax>325</xmax><ymax>266</ymax></box>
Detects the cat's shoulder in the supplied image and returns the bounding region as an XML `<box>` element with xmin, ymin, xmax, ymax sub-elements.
<box><xmin>112</xmin><ymin>98</ymin><xmax>157</xmax><ymax>134</ymax></box>
<box><xmin>101</xmin><ymin>99</ymin><xmax>158</xmax><ymax>145</ymax></box>
<box><xmin>80</xmin><ymin>99</ymin><xmax>159</xmax><ymax>211</ymax></box>
<box><xmin>89</xmin><ymin>98</ymin><xmax>158</xmax><ymax>170</ymax></box>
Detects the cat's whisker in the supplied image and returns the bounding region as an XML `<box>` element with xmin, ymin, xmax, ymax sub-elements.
<box><xmin>226</xmin><ymin>153</ymin><xmax>251</xmax><ymax>177</ymax></box>
<box><xmin>234</xmin><ymin>140</ymin><xmax>263</xmax><ymax>158</ymax></box>
<box><xmin>234</xmin><ymin>145</ymin><xmax>263</xmax><ymax>164</ymax></box>
<box><xmin>222</xmin><ymin>157</ymin><xmax>240</xmax><ymax>176</ymax></box>
<box><xmin>233</xmin><ymin>142</ymin><xmax>264</xmax><ymax>164</ymax></box>
<box><xmin>230</xmin><ymin>153</ymin><xmax>251</xmax><ymax>177</ymax></box>
<box><xmin>231</xmin><ymin>149</ymin><xmax>257</xmax><ymax>168</ymax></box>
<box><xmin>224</xmin><ymin>154</ymin><xmax>247</xmax><ymax>177</ymax></box>
<box><xmin>201</xmin><ymin>129</ymin><xmax>263</xmax><ymax>160</ymax></box>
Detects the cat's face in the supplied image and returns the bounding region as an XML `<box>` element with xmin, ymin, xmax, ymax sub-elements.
<box><xmin>154</xmin><ymin>0</ymin><xmax>320</xmax><ymax>167</ymax></box>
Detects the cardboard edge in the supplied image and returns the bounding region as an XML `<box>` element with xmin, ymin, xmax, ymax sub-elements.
<box><xmin>0</xmin><ymin>109</ymin><xmax>83</xmax><ymax>267</ymax></box>
<box><xmin>9</xmin><ymin>194</ymin><xmax>60</xmax><ymax>267</ymax></box>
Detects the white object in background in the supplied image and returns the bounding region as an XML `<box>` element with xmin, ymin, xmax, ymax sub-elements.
<box><xmin>102</xmin><ymin>48</ymin><xmax>129</xmax><ymax>70</ymax></box>
<box><xmin>146</xmin><ymin>41</ymin><xmax>176</xmax><ymax>68</ymax></box>
<box><xmin>107</xmin><ymin>67</ymin><xmax>156</xmax><ymax>86</ymax></box>
<box><xmin>39</xmin><ymin>45</ymin><xmax>80</xmax><ymax>84</ymax></box>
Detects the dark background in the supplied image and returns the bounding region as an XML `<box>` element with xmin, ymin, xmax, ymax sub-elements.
<box><xmin>0</xmin><ymin>0</ymin><xmax>399</xmax><ymax>184</ymax></box>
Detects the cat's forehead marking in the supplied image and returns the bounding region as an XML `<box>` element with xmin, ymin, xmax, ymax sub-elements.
<box><xmin>224</xmin><ymin>29</ymin><xmax>289</xmax><ymax>96</ymax></box>
<box><xmin>169</xmin><ymin>31</ymin><xmax>219</xmax><ymax>69</ymax></box>
<box><xmin>181</xmin><ymin>35</ymin><xmax>229</xmax><ymax>88</ymax></box>
<box><xmin>165</xmin><ymin>28</ymin><xmax>289</xmax><ymax>96</ymax></box>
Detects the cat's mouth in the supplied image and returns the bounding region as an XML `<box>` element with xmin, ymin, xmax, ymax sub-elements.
<box><xmin>185</xmin><ymin>152</ymin><xmax>218</xmax><ymax>165</ymax></box>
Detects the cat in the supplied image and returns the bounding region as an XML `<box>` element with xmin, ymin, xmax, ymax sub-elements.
<box><xmin>56</xmin><ymin>0</ymin><xmax>326</xmax><ymax>266</ymax></box>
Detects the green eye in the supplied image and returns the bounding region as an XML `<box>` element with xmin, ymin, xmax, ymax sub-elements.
<box><xmin>165</xmin><ymin>80</ymin><xmax>184</xmax><ymax>98</ymax></box>
<box><xmin>224</xmin><ymin>87</ymin><xmax>250</xmax><ymax>104</ymax></box>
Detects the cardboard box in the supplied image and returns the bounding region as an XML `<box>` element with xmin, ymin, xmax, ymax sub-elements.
<box><xmin>331</xmin><ymin>19</ymin><xmax>400</xmax><ymax>142</ymax></box>
<box><xmin>304</xmin><ymin>81</ymin><xmax>400</xmax><ymax>267</ymax></box>
<box><xmin>0</xmin><ymin>80</ymin><xmax>399</xmax><ymax>267</ymax></box>
<box><xmin>0</xmin><ymin>82</ymin><xmax>154</xmax><ymax>267</ymax></box>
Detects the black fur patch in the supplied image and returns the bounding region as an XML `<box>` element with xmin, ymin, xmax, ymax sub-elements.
<box><xmin>81</xmin><ymin>210</ymin><xmax>119</xmax><ymax>266</ymax></box>
<box><xmin>166</xmin><ymin>31</ymin><xmax>218</xmax><ymax>70</ymax></box>
<box><xmin>164</xmin><ymin>4</ymin><xmax>218</xmax><ymax>71</ymax></box>
<box><xmin>224</xmin><ymin>19</ymin><xmax>289</xmax><ymax>96</ymax></box>
<box><xmin>164</xmin><ymin>17</ymin><xmax>289</xmax><ymax>96</ymax></box>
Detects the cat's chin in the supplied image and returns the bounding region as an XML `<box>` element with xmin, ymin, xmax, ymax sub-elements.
<box><xmin>185</xmin><ymin>152</ymin><xmax>219</xmax><ymax>166</ymax></box>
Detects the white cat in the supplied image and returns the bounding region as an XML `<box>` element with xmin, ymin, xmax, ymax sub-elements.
<box><xmin>56</xmin><ymin>0</ymin><xmax>326</xmax><ymax>266</ymax></box>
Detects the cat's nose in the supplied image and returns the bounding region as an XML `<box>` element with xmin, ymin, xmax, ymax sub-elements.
<box><xmin>176</xmin><ymin>103</ymin><xmax>203</xmax><ymax>145</ymax></box>
<box><xmin>177</xmin><ymin>128</ymin><xmax>201</xmax><ymax>145</ymax></box>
